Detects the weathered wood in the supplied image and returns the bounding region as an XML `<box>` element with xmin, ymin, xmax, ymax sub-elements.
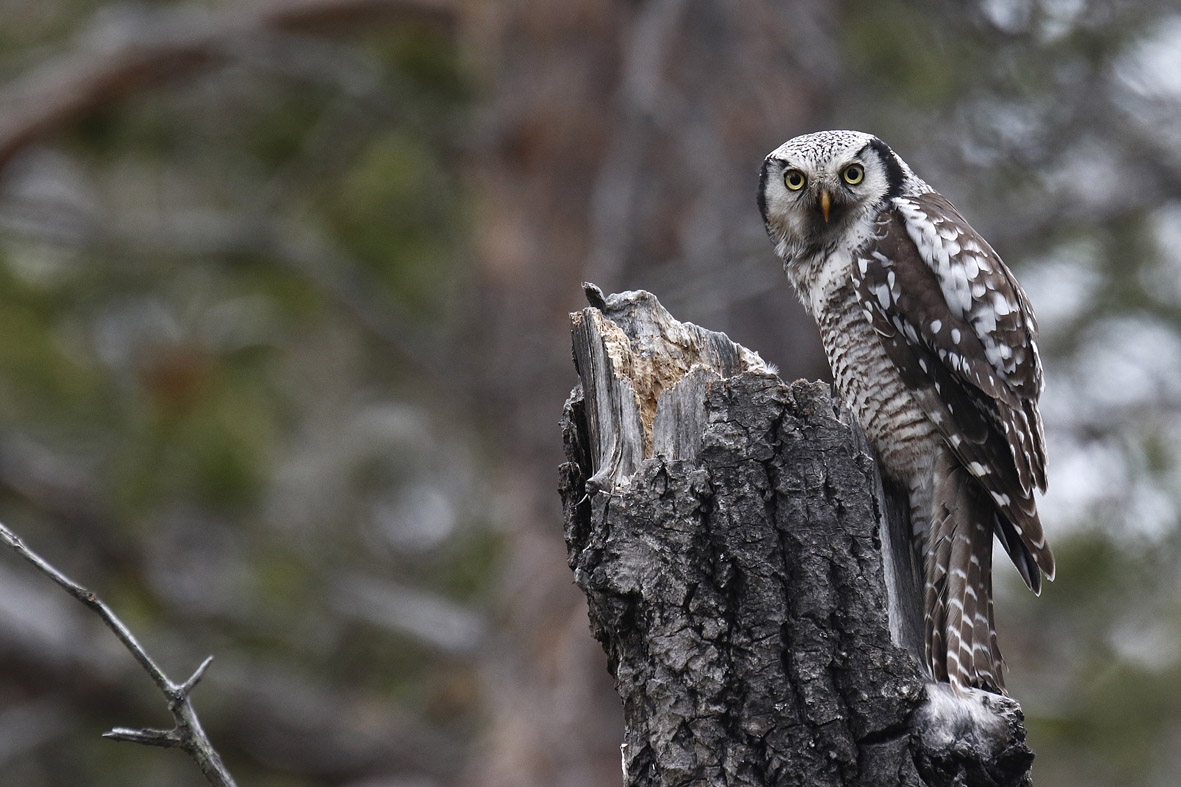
<box><xmin>560</xmin><ymin>285</ymin><xmax>1034</xmax><ymax>787</ymax></box>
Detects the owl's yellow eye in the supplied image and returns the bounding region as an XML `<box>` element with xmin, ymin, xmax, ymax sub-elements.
<box><xmin>842</xmin><ymin>164</ymin><xmax>865</xmax><ymax>185</ymax></box>
<box><xmin>783</xmin><ymin>169</ymin><xmax>807</xmax><ymax>191</ymax></box>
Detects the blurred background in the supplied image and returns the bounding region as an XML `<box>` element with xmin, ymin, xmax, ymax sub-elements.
<box><xmin>0</xmin><ymin>0</ymin><xmax>1177</xmax><ymax>785</ymax></box>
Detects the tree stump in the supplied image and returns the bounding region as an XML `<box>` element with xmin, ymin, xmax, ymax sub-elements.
<box><xmin>559</xmin><ymin>285</ymin><xmax>1035</xmax><ymax>787</ymax></box>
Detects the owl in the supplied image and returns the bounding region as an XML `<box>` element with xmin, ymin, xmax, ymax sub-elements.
<box><xmin>758</xmin><ymin>130</ymin><xmax>1053</xmax><ymax>693</ymax></box>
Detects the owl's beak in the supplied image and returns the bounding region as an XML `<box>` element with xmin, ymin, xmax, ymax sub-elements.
<box><xmin>819</xmin><ymin>189</ymin><xmax>832</xmax><ymax>223</ymax></box>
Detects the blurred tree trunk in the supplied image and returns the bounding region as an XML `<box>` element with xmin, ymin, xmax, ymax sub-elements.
<box><xmin>459</xmin><ymin>1</ymin><xmax>834</xmax><ymax>784</ymax></box>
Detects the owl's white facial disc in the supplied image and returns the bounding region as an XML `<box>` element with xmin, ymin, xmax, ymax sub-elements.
<box><xmin>758</xmin><ymin>130</ymin><xmax>909</xmax><ymax>264</ymax></box>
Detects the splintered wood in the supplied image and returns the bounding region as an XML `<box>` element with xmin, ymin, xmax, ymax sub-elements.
<box><xmin>570</xmin><ymin>284</ymin><xmax>769</xmax><ymax>490</ymax></box>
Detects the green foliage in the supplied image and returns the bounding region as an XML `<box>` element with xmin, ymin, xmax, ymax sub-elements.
<box><xmin>840</xmin><ymin>2</ymin><xmax>971</xmax><ymax>107</ymax></box>
<box><xmin>0</xmin><ymin>6</ymin><xmax>484</xmax><ymax>785</ymax></box>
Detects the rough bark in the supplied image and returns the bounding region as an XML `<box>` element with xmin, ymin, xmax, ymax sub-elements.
<box><xmin>560</xmin><ymin>286</ymin><xmax>1035</xmax><ymax>787</ymax></box>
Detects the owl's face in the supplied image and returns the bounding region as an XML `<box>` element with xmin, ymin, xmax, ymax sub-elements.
<box><xmin>759</xmin><ymin>130</ymin><xmax>914</xmax><ymax>263</ymax></box>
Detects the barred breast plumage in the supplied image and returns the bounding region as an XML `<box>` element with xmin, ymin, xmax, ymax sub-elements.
<box><xmin>815</xmin><ymin>271</ymin><xmax>940</xmax><ymax>481</ymax></box>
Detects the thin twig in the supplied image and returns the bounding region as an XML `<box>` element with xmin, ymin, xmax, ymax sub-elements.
<box><xmin>0</xmin><ymin>521</ymin><xmax>237</xmax><ymax>787</ymax></box>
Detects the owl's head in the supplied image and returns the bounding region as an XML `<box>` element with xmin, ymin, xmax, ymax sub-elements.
<box><xmin>759</xmin><ymin>130</ymin><xmax>916</xmax><ymax>261</ymax></box>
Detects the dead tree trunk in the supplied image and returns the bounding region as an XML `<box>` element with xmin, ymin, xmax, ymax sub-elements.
<box><xmin>559</xmin><ymin>285</ymin><xmax>1035</xmax><ymax>787</ymax></box>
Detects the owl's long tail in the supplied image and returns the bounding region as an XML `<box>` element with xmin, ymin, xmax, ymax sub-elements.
<box><xmin>924</xmin><ymin>449</ymin><xmax>1005</xmax><ymax>693</ymax></box>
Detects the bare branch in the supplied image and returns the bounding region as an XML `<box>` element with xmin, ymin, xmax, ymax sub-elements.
<box><xmin>104</xmin><ymin>726</ymin><xmax>183</xmax><ymax>748</ymax></box>
<box><xmin>0</xmin><ymin>0</ymin><xmax>457</xmax><ymax>173</ymax></box>
<box><xmin>0</xmin><ymin>521</ymin><xmax>237</xmax><ymax>787</ymax></box>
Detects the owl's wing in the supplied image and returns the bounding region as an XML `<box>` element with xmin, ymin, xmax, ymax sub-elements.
<box><xmin>853</xmin><ymin>194</ymin><xmax>1053</xmax><ymax>587</ymax></box>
